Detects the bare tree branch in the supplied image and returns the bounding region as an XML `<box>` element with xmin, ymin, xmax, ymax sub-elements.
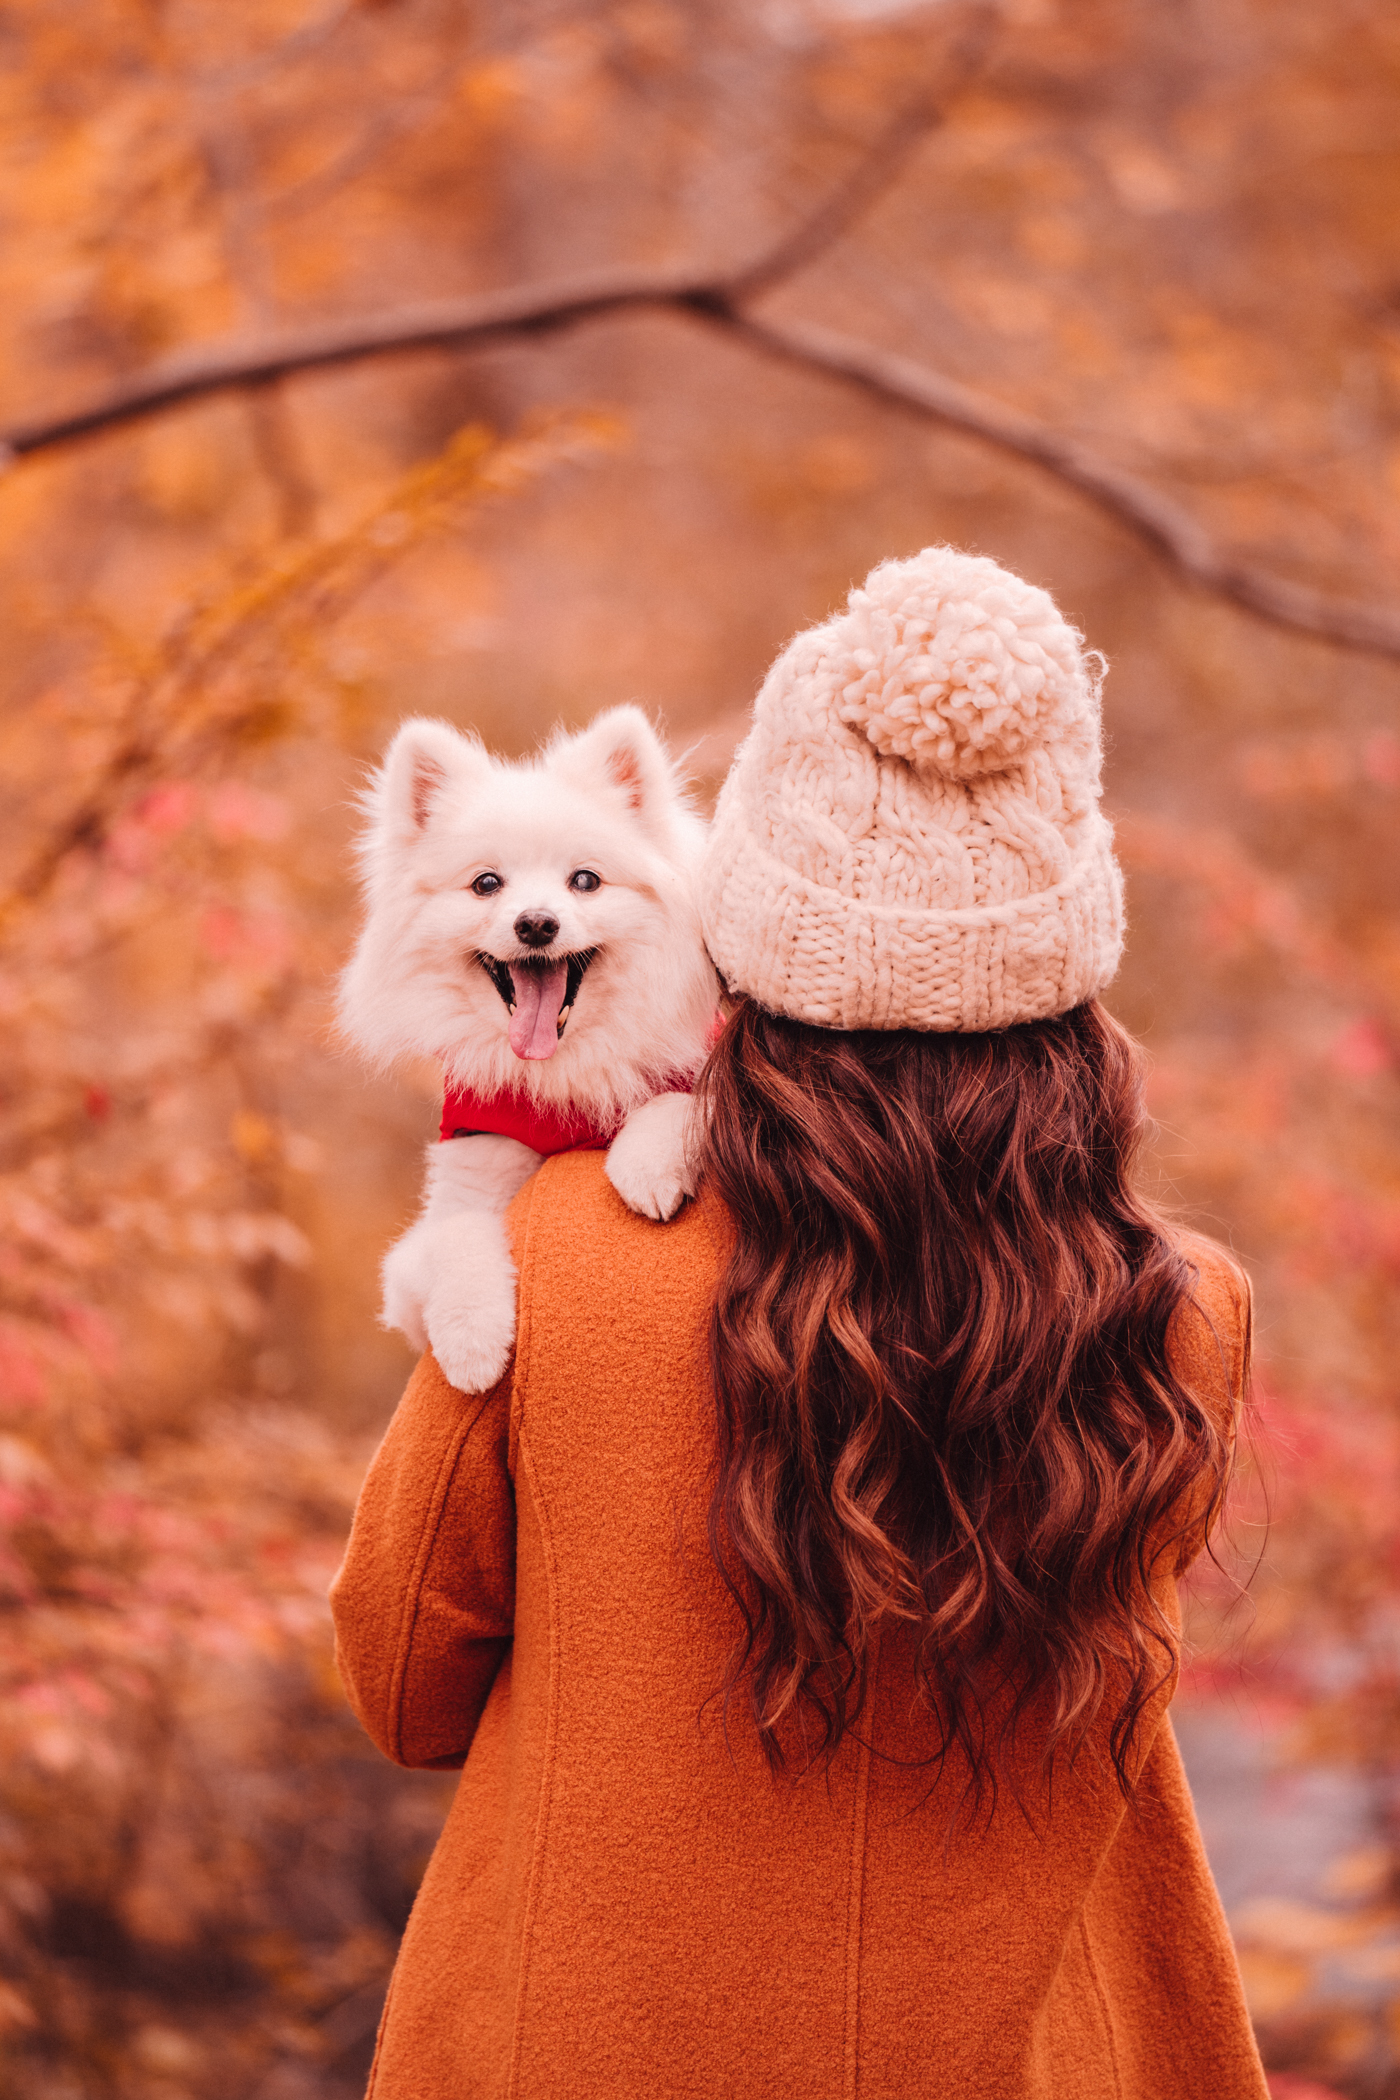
<box><xmin>716</xmin><ymin>311</ymin><xmax>1400</xmax><ymax>660</ymax></box>
<box><xmin>722</xmin><ymin>13</ymin><xmax>994</xmax><ymax>302</ymax></box>
<box><xmin>1</xmin><ymin>77</ymin><xmax>961</xmax><ymax>456</ymax></box>
<box><xmin>0</xmin><ymin>265</ymin><xmax>703</xmax><ymax>457</ymax></box>
<box><xmin>4</xmin><ymin>64</ymin><xmax>1398</xmax><ymax>664</ymax></box>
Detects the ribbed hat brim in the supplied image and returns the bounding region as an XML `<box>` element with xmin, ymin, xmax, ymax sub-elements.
<box><xmin>700</xmin><ymin>798</ymin><xmax>1124</xmax><ymax>1032</ymax></box>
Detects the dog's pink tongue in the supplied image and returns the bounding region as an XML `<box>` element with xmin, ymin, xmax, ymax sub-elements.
<box><xmin>508</xmin><ymin>961</ymin><xmax>569</xmax><ymax>1060</ymax></box>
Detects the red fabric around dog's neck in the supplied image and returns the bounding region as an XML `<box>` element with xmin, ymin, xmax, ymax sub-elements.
<box><xmin>439</xmin><ymin>1014</ymin><xmax>725</xmax><ymax>1156</ymax></box>
<box><xmin>438</xmin><ymin>1085</ymin><xmax>621</xmax><ymax>1154</ymax></box>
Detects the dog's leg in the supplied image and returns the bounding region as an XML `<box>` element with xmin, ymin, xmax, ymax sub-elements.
<box><xmin>423</xmin><ymin>1131</ymin><xmax>543</xmax><ymax>1218</ymax></box>
<box><xmin>419</xmin><ymin>1208</ymin><xmax>523</xmax><ymax>1394</ymax></box>
<box><xmin>381</xmin><ymin>1135</ymin><xmax>542</xmax><ymax>1389</ymax></box>
<box><xmin>604</xmin><ymin>1091</ymin><xmax>697</xmax><ymax>1222</ymax></box>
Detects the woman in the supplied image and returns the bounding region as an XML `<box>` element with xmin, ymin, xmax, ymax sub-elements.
<box><xmin>331</xmin><ymin>549</ymin><xmax>1268</xmax><ymax>2099</ymax></box>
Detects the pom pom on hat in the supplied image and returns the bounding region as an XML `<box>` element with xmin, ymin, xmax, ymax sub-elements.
<box><xmin>698</xmin><ymin>544</ymin><xmax>1125</xmax><ymax>1034</ymax></box>
<box><xmin>835</xmin><ymin>547</ymin><xmax>1096</xmax><ymax>781</ymax></box>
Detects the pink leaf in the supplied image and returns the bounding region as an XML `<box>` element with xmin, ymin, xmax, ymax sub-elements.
<box><xmin>1329</xmin><ymin>1017</ymin><xmax>1393</xmax><ymax>1079</ymax></box>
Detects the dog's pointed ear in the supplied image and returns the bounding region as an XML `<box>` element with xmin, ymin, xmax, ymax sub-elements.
<box><xmin>553</xmin><ymin>706</ymin><xmax>682</xmax><ymax>836</ymax></box>
<box><xmin>373</xmin><ymin>718</ymin><xmax>489</xmax><ymax>844</ymax></box>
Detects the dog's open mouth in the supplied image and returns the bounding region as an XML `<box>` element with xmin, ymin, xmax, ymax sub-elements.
<box><xmin>478</xmin><ymin>949</ymin><xmax>598</xmax><ymax>1061</ymax></box>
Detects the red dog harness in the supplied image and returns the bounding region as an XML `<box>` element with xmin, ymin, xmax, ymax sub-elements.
<box><xmin>440</xmin><ymin>1016</ymin><xmax>724</xmax><ymax>1156</ymax></box>
<box><xmin>439</xmin><ymin>1085</ymin><xmax>621</xmax><ymax>1154</ymax></box>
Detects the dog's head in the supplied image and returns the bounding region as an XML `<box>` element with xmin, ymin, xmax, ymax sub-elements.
<box><xmin>338</xmin><ymin>706</ymin><xmax>718</xmax><ymax>1115</ymax></box>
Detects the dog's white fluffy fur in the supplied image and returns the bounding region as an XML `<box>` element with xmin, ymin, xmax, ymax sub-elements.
<box><xmin>339</xmin><ymin>706</ymin><xmax>716</xmax><ymax>1392</ymax></box>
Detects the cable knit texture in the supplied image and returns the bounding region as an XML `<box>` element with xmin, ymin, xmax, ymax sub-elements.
<box><xmin>700</xmin><ymin>547</ymin><xmax>1125</xmax><ymax>1030</ymax></box>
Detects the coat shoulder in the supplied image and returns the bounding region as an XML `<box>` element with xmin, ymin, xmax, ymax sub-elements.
<box><xmin>1168</xmin><ymin>1228</ymin><xmax>1254</xmax><ymax>1425</ymax></box>
<box><xmin>504</xmin><ymin>1153</ymin><xmax>725</xmax><ymax>1409</ymax></box>
<box><xmin>1175</xmin><ymin>1226</ymin><xmax>1250</xmax><ymax>1312</ymax></box>
<box><xmin>505</xmin><ymin>1150</ymin><xmax>725</xmax><ymax>1282</ymax></box>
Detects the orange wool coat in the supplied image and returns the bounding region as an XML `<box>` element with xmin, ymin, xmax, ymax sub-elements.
<box><xmin>330</xmin><ymin>1152</ymin><xmax>1268</xmax><ymax>2100</ymax></box>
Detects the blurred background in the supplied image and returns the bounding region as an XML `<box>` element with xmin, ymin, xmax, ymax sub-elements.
<box><xmin>0</xmin><ymin>1</ymin><xmax>1397</xmax><ymax>2094</ymax></box>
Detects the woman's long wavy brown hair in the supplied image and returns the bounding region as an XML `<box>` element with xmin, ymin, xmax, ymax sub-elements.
<box><xmin>693</xmin><ymin>997</ymin><xmax>1231</xmax><ymax>1802</ymax></box>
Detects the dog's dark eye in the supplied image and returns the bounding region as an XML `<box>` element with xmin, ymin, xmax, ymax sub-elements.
<box><xmin>568</xmin><ymin>869</ymin><xmax>601</xmax><ymax>893</ymax></box>
<box><xmin>471</xmin><ymin>872</ymin><xmax>503</xmax><ymax>897</ymax></box>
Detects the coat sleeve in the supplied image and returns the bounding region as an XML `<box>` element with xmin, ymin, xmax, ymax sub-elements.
<box><xmin>1166</xmin><ymin>1242</ymin><xmax>1254</xmax><ymax>1577</ymax></box>
<box><xmin>329</xmin><ymin>1350</ymin><xmax>515</xmax><ymax>1770</ymax></box>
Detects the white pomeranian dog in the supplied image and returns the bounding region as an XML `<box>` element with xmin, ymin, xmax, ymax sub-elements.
<box><xmin>338</xmin><ymin>705</ymin><xmax>719</xmax><ymax>1393</ymax></box>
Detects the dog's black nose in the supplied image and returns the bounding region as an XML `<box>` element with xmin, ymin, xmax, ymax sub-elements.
<box><xmin>514</xmin><ymin>911</ymin><xmax>559</xmax><ymax>949</ymax></box>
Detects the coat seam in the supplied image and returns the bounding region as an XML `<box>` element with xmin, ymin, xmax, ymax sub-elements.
<box><xmin>502</xmin><ymin>1415</ymin><xmax>561</xmax><ymax>2100</ymax></box>
<box><xmin>503</xmin><ymin>1160</ymin><xmax>558</xmax><ymax>2100</ymax></box>
<box><xmin>1234</xmin><ymin>1266</ymin><xmax>1254</xmax><ymax>1419</ymax></box>
<box><xmin>385</xmin><ymin>1387</ymin><xmax>494</xmax><ymax>1764</ymax></box>
<box><xmin>362</xmin><ymin>1956</ymin><xmax>399</xmax><ymax>2096</ymax></box>
<box><xmin>1079</xmin><ymin>1913</ymin><xmax>1124</xmax><ymax>2100</ymax></box>
<box><xmin>506</xmin><ymin>1166</ymin><xmax>544</xmax><ymax>1478</ymax></box>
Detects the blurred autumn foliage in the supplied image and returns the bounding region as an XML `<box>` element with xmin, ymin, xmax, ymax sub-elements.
<box><xmin>0</xmin><ymin>1</ymin><xmax>1398</xmax><ymax>2095</ymax></box>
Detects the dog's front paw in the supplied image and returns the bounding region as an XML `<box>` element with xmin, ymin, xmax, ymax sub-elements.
<box><xmin>605</xmin><ymin>1091</ymin><xmax>695</xmax><ymax>1222</ymax></box>
<box><xmin>426</xmin><ymin>1287</ymin><xmax>516</xmax><ymax>1393</ymax></box>
<box><xmin>420</xmin><ymin>1212</ymin><xmax>520</xmax><ymax>1393</ymax></box>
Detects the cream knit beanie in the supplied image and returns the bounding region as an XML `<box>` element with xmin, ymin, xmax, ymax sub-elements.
<box><xmin>699</xmin><ymin>547</ymin><xmax>1124</xmax><ymax>1032</ymax></box>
